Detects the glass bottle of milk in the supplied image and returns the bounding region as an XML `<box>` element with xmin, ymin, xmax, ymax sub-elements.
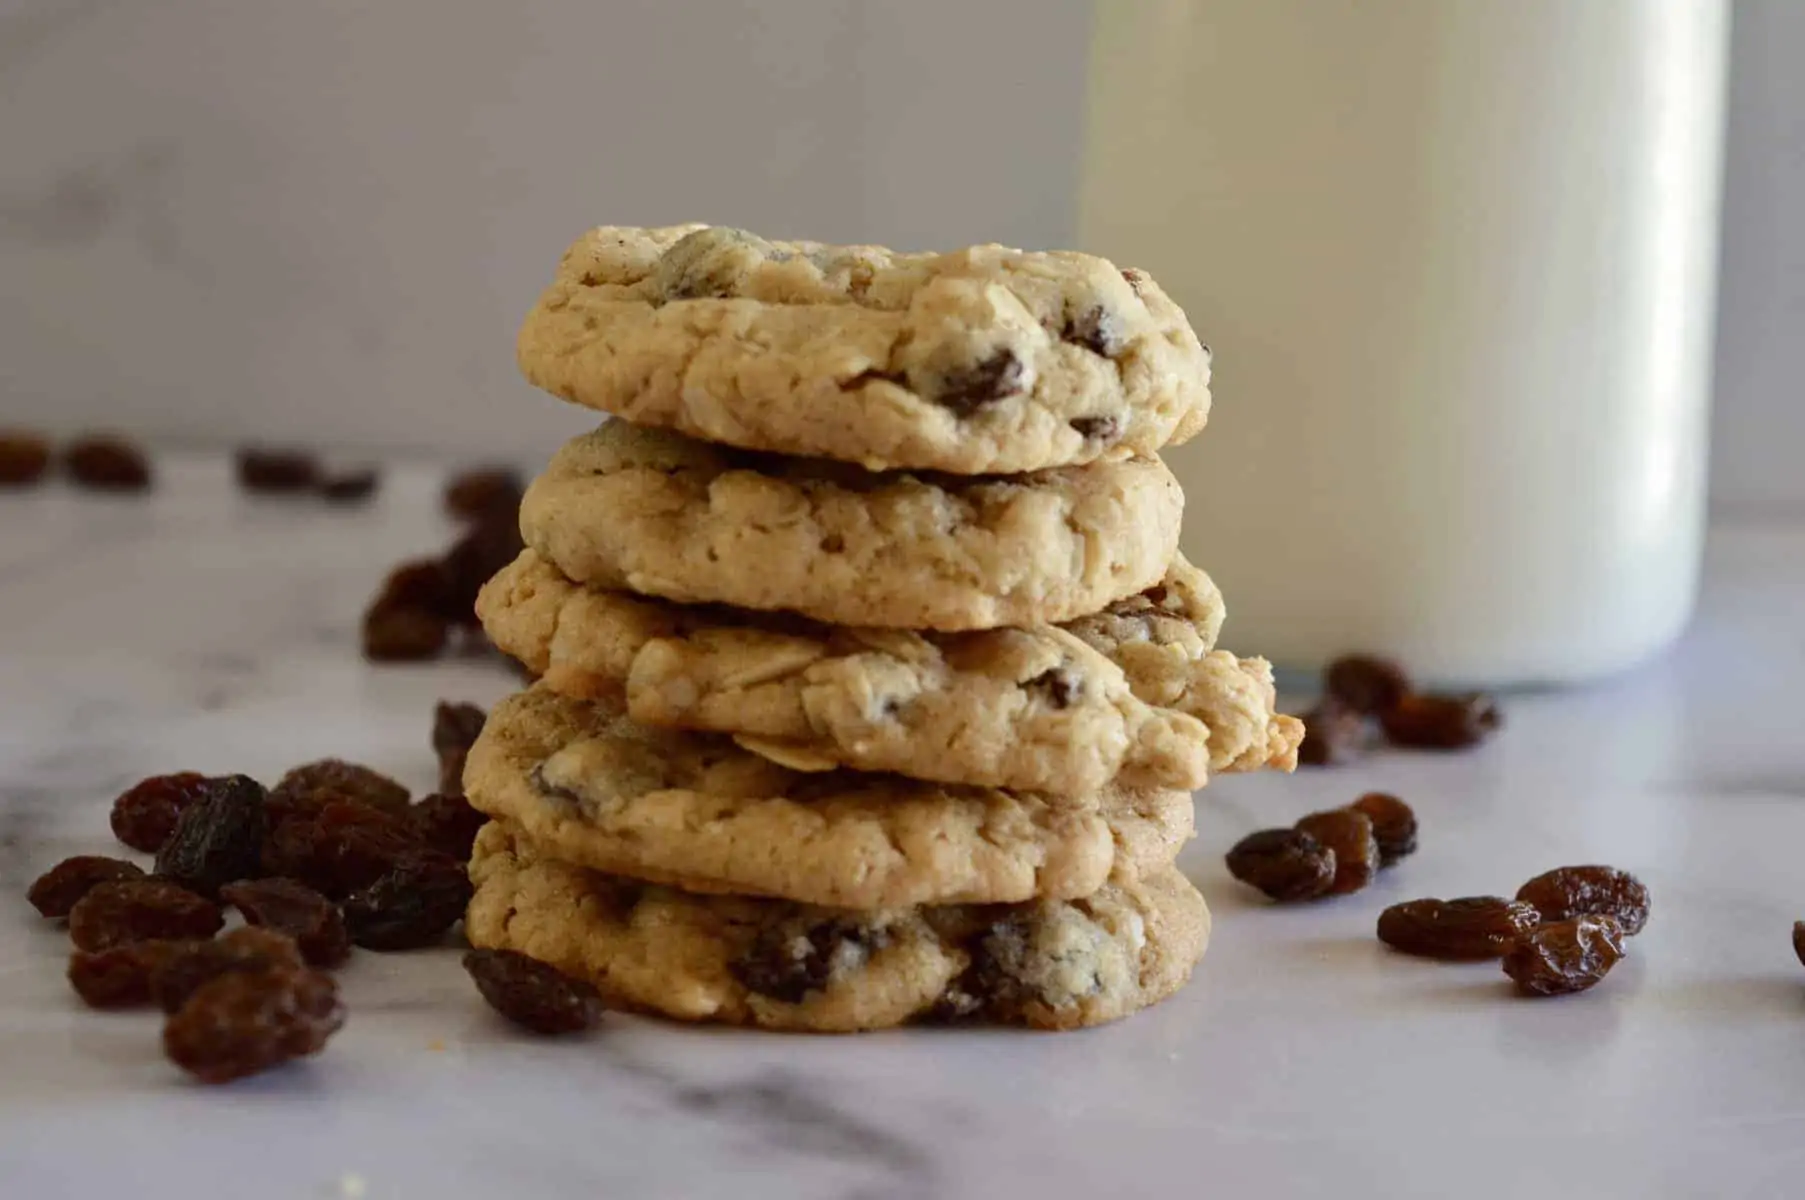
<box><xmin>1078</xmin><ymin>0</ymin><xmax>1729</xmax><ymax>687</ymax></box>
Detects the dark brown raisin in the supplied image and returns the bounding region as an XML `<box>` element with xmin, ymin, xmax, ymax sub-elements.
<box><xmin>220</xmin><ymin>878</ymin><xmax>351</xmax><ymax>968</ymax></box>
<box><xmin>1347</xmin><ymin>792</ymin><xmax>1418</xmax><ymax>867</ymax></box>
<box><xmin>1225</xmin><ymin>829</ymin><xmax>1336</xmax><ymax>902</ymax></box>
<box><xmin>1068</xmin><ymin>415</ymin><xmax>1121</xmax><ymax>442</ymax></box>
<box><xmin>408</xmin><ymin>793</ymin><xmax>487</xmax><ymax>862</ymax></box>
<box><xmin>1293</xmin><ymin>809</ymin><xmax>1379</xmax><ymax>895</ymax></box>
<box><xmin>1061</xmin><ymin>306</ymin><xmax>1121</xmax><ymax>357</ymax></box>
<box><xmin>1025</xmin><ymin>667</ymin><xmax>1081</xmax><ymax>709</ymax></box>
<box><xmin>318</xmin><ymin>467</ymin><xmax>380</xmax><ymax>502</ymax></box>
<box><xmin>151</xmin><ymin>927</ymin><xmax>306</xmax><ymax>1013</ymax></box>
<box><xmin>362</xmin><ymin>602</ymin><xmax>449</xmax><ymax>662</ymax></box>
<box><xmin>235</xmin><ymin>448</ymin><xmax>319</xmax><ymax>493</ymax></box>
<box><xmin>64</xmin><ymin>435</ymin><xmax>151</xmax><ymax>491</ymax></box>
<box><xmin>1515</xmin><ymin>865</ymin><xmax>1650</xmax><ymax>937</ymax></box>
<box><xmin>68</xmin><ymin>939</ymin><xmax>194</xmax><ymax>1009</ymax></box>
<box><xmin>443</xmin><ymin>467</ymin><xmax>523</xmax><ymax>522</ymax></box>
<box><xmin>341</xmin><ymin>854</ymin><xmax>473</xmax><ymax>950</ymax></box>
<box><xmin>1794</xmin><ymin>922</ymin><xmax>1805</xmax><ymax>969</ymax></box>
<box><xmin>440</xmin><ymin>515</ymin><xmax>524</xmax><ymax>628</ymax></box>
<box><xmin>1323</xmin><ymin>654</ymin><xmax>1412</xmax><ymax>715</ymax></box>
<box><xmin>933</xmin><ymin>349</ymin><xmax>1026</xmax><ymax>418</ymax></box>
<box><xmin>163</xmin><ymin>964</ymin><xmax>345</xmax><ymax>1084</ymax></box>
<box><xmin>1501</xmin><ymin>915</ymin><xmax>1625</xmax><ymax>997</ymax></box>
<box><xmin>732</xmin><ymin>920</ymin><xmax>876</xmax><ymax>1003</ymax></box>
<box><xmin>262</xmin><ymin>801</ymin><xmax>420</xmax><ymax>898</ymax></box>
<box><xmin>1296</xmin><ymin>701</ymin><xmax>1367</xmax><ymax>767</ymax></box>
<box><xmin>1380</xmin><ymin>691</ymin><xmax>1502</xmax><ymax>750</ymax></box>
<box><xmin>1377</xmin><ymin>897</ymin><xmax>1541</xmax><ymax>960</ymax></box>
<box><xmin>0</xmin><ymin>431</ymin><xmax>52</xmax><ymax>486</ymax></box>
<box><xmin>110</xmin><ymin>772</ymin><xmax>215</xmax><ymax>853</ymax></box>
<box><xmin>374</xmin><ymin>558</ymin><xmax>452</xmax><ymax>613</ymax></box>
<box><xmin>432</xmin><ymin>701</ymin><xmax>486</xmax><ymax>796</ymax></box>
<box><xmin>273</xmin><ymin>759</ymin><xmax>410</xmax><ymax>818</ymax></box>
<box><xmin>28</xmin><ymin>855</ymin><xmax>146</xmax><ymax>918</ymax></box>
<box><xmin>154</xmin><ymin>774</ymin><xmax>267</xmax><ymax>899</ymax></box>
<box><xmin>68</xmin><ymin>880</ymin><xmax>223</xmax><ymax>951</ymax></box>
<box><xmin>464</xmin><ymin>949</ymin><xmax>605</xmax><ymax>1034</ymax></box>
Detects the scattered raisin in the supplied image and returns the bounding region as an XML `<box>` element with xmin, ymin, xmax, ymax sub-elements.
<box><xmin>1293</xmin><ymin>809</ymin><xmax>1379</xmax><ymax>895</ymax></box>
<box><xmin>1377</xmin><ymin>897</ymin><xmax>1541</xmax><ymax>960</ymax></box>
<box><xmin>1225</xmin><ymin>829</ymin><xmax>1336</xmax><ymax>902</ymax></box>
<box><xmin>362</xmin><ymin>602</ymin><xmax>449</xmax><ymax>662</ymax></box>
<box><xmin>1501</xmin><ymin>916</ymin><xmax>1625</xmax><ymax>997</ymax></box>
<box><xmin>68</xmin><ymin>880</ymin><xmax>223</xmax><ymax>952</ymax></box>
<box><xmin>432</xmin><ymin>701</ymin><xmax>486</xmax><ymax>796</ymax></box>
<box><xmin>933</xmin><ymin>349</ymin><xmax>1026</xmax><ymax>418</ymax></box>
<box><xmin>464</xmin><ymin>949</ymin><xmax>605</xmax><ymax>1034</ymax></box>
<box><xmin>1025</xmin><ymin>667</ymin><xmax>1080</xmax><ymax>709</ymax></box>
<box><xmin>0</xmin><ymin>431</ymin><xmax>51</xmax><ymax>486</ymax></box>
<box><xmin>408</xmin><ymin>793</ymin><xmax>487</xmax><ymax>862</ymax></box>
<box><xmin>1347</xmin><ymin>792</ymin><xmax>1418</xmax><ymax>867</ymax></box>
<box><xmin>68</xmin><ymin>939</ymin><xmax>194</xmax><ymax>1009</ymax></box>
<box><xmin>1515</xmin><ymin>865</ymin><xmax>1650</xmax><ymax>937</ymax></box>
<box><xmin>443</xmin><ymin>468</ymin><xmax>523</xmax><ymax>522</ymax></box>
<box><xmin>374</xmin><ymin>558</ymin><xmax>452</xmax><ymax>613</ymax></box>
<box><xmin>235</xmin><ymin>448</ymin><xmax>319</xmax><ymax>493</ymax></box>
<box><xmin>1068</xmin><ymin>415</ymin><xmax>1121</xmax><ymax>442</ymax></box>
<box><xmin>154</xmin><ymin>775</ymin><xmax>267</xmax><ymax>899</ymax></box>
<box><xmin>110</xmin><ymin>771</ymin><xmax>214</xmax><ymax>853</ymax></box>
<box><xmin>64</xmin><ymin>435</ymin><xmax>152</xmax><ymax>491</ymax></box>
<box><xmin>28</xmin><ymin>855</ymin><xmax>146</xmax><ymax>919</ymax></box>
<box><xmin>1061</xmin><ymin>306</ymin><xmax>1121</xmax><ymax>357</ymax></box>
<box><xmin>1794</xmin><ymin>921</ymin><xmax>1805</xmax><ymax>970</ymax></box>
<box><xmin>163</xmin><ymin>964</ymin><xmax>345</xmax><ymax>1084</ymax></box>
<box><xmin>341</xmin><ymin>854</ymin><xmax>473</xmax><ymax>950</ymax></box>
<box><xmin>151</xmin><ymin>927</ymin><xmax>306</xmax><ymax>1013</ymax></box>
<box><xmin>273</xmin><ymin>759</ymin><xmax>410</xmax><ymax>818</ymax></box>
<box><xmin>318</xmin><ymin>467</ymin><xmax>380</xmax><ymax>503</ymax></box>
<box><xmin>732</xmin><ymin>920</ymin><xmax>873</xmax><ymax>1003</ymax></box>
<box><xmin>1296</xmin><ymin>701</ymin><xmax>1367</xmax><ymax>767</ymax></box>
<box><xmin>262</xmin><ymin>800</ymin><xmax>419</xmax><ymax>898</ymax></box>
<box><xmin>1380</xmin><ymin>691</ymin><xmax>1502</xmax><ymax>750</ymax></box>
<box><xmin>220</xmin><ymin>878</ymin><xmax>351</xmax><ymax>968</ymax></box>
<box><xmin>440</xmin><ymin>516</ymin><xmax>524</xmax><ymax>628</ymax></box>
<box><xmin>1323</xmin><ymin>654</ymin><xmax>1412</xmax><ymax>715</ymax></box>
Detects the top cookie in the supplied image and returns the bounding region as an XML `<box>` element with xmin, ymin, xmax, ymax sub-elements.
<box><xmin>516</xmin><ymin>225</ymin><xmax>1212</xmax><ymax>474</ymax></box>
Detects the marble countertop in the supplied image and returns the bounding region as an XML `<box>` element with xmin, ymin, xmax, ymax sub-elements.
<box><xmin>2</xmin><ymin>456</ymin><xmax>1802</xmax><ymax>1200</ymax></box>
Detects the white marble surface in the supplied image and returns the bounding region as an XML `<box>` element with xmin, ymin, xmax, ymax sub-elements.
<box><xmin>2</xmin><ymin>457</ymin><xmax>1803</xmax><ymax>1199</ymax></box>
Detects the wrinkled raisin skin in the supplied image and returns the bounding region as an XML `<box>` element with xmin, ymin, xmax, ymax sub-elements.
<box><xmin>1293</xmin><ymin>810</ymin><xmax>1379</xmax><ymax>895</ymax></box>
<box><xmin>1323</xmin><ymin>654</ymin><xmax>1412</xmax><ymax>715</ymax></box>
<box><xmin>151</xmin><ymin>927</ymin><xmax>306</xmax><ymax>1013</ymax></box>
<box><xmin>408</xmin><ymin>793</ymin><xmax>487</xmax><ymax>862</ymax></box>
<box><xmin>1377</xmin><ymin>897</ymin><xmax>1541</xmax><ymax>960</ymax></box>
<box><xmin>262</xmin><ymin>800</ymin><xmax>420</xmax><ymax>899</ymax></box>
<box><xmin>933</xmin><ymin>350</ymin><xmax>1026</xmax><ymax>418</ymax></box>
<box><xmin>68</xmin><ymin>880</ymin><xmax>223</xmax><ymax>951</ymax></box>
<box><xmin>163</xmin><ymin>965</ymin><xmax>345</xmax><ymax>1085</ymax></box>
<box><xmin>464</xmin><ymin>949</ymin><xmax>605</xmax><ymax>1034</ymax></box>
<box><xmin>154</xmin><ymin>775</ymin><xmax>267</xmax><ymax>899</ymax></box>
<box><xmin>432</xmin><ymin>701</ymin><xmax>486</xmax><ymax>795</ymax></box>
<box><xmin>1297</xmin><ymin>702</ymin><xmax>1367</xmax><ymax>767</ymax></box>
<box><xmin>1225</xmin><ymin>829</ymin><xmax>1336</xmax><ymax>902</ymax></box>
<box><xmin>68</xmin><ymin>940</ymin><xmax>194</xmax><ymax>1009</ymax></box>
<box><xmin>1515</xmin><ymin>865</ymin><xmax>1650</xmax><ymax>937</ymax></box>
<box><xmin>111</xmin><ymin>772</ymin><xmax>214</xmax><ymax>853</ymax></box>
<box><xmin>1348</xmin><ymin>792</ymin><xmax>1418</xmax><ymax>867</ymax></box>
<box><xmin>273</xmin><ymin>759</ymin><xmax>410</xmax><ymax>818</ymax></box>
<box><xmin>28</xmin><ymin>855</ymin><xmax>146</xmax><ymax>918</ymax></box>
<box><xmin>1502</xmin><ymin>916</ymin><xmax>1625</xmax><ymax>997</ymax></box>
<box><xmin>1380</xmin><ymin>691</ymin><xmax>1502</xmax><ymax>750</ymax></box>
<box><xmin>221</xmin><ymin>878</ymin><xmax>351</xmax><ymax>968</ymax></box>
<box><xmin>341</xmin><ymin>854</ymin><xmax>473</xmax><ymax>951</ymax></box>
<box><xmin>731</xmin><ymin>921</ymin><xmax>870</xmax><ymax>1003</ymax></box>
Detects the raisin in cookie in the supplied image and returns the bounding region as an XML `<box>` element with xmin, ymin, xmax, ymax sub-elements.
<box><xmin>516</xmin><ymin>225</ymin><xmax>1212</xmax><ymax>474</ymax></box>
<box><xmin>465</xmin><ymin>685</ymin><xmax>1194</xmax><ymax>909</ymax></box>
<box><xmin>467</xmin><ymin>822</ymin><xmax>1209</xmax><ymax>1032</ymax></box>
<box><xmin>520</xmin><ymin>420</ymin><xmax>1182</xmax><ymax>631</ymax></box>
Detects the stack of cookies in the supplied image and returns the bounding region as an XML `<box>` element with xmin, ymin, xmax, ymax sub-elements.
<box><xmin>464</xmin><ymin>226</ymin><xmax>1301</xmax><ymax>1032</ymax></box>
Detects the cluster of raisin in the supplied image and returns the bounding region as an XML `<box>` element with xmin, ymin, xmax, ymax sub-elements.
<box><xmin>1225</xmin><ymin>792</ymin><xmax>1418</xmax><ymax>903</ymax></box>
<box><xmin>1298</xmin><ymin>654</ymin><xmax>1502</xmax><ymax>766</ymax></box>
<box><xmin>235</xmin><ymin>447</ymin><xmax>380</xmax><ymax>504</ymax></box>
<box><xmin>0</xmin><ymin>429</ymin><xmax>152</xmax><ymax>492</ymax></box>
<box><xmin>362</xmin><ymin>467</ymin><xmax>528</xmax><ymax>663</ymax></box>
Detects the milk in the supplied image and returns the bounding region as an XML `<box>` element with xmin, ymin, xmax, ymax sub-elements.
<box><xmin>1077</xmin><ymin>0</ymin><xmax>1729</xmax><ymax>686</ymax></box>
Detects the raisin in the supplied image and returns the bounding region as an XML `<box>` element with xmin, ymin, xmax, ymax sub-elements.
<box><xmin>28</xmin><ymin>855</ymin><xmax>146</xmax><ymax>918</ymax></box>
<box><xmin>440</xmin><ymin>516</ymin><xmax>524</xmax><ymax>628</ymax></box>
<box><xmin>408</xmin><ymin>793</ymin><xmax>487</xmax><ymax>862</ymax></box>
<box><xmin>1323</xmin><ymin>654</ymin><xmax>1412</xmax><ymax>715</ymax></box>
<box><xmin>64</xmin><ymin>435</ymin><xmax>152</xmax><ymax>491</ymax></box>
<box><xmin>154</xmin><ymin>774</ymin><xmax>267</xmax><ymax>899</ymax></box>
<box><xmin>0</xmin><ymin>431</ymin><xmax>51</xmax><ymax>486</ymax></box>
<box><xmin>262</xmin><ymin>800</ymin><xmax>420</xmax><ymax>898</ymax></box>
<box><xmin>110</xmin><ymin>772</ymin><xmax>214</xmax><ymax>853</ymax></box>
<box><xmin>1025</xmin><ymin>667</ymin><xmax>1081</xmax><ymax>709</ymax></box>
<box><xmin>1061</xmin><ymin>306</ymin><xmax>1121</xmax><ymax>357</ymax></box>
<box><xmin>374</xmin><ymin>558</ymin><xmax>452</xmax><ymax>613</ymax></box>
<box><xmin>341</xmin><ymin>854</ymin><xmax>473</xmax><ymax>950</ymax></box>
<box><xmin>151</xmin><ymin>927</ymin><xmax>306</xmax><ymax>1013</ymax></box>
<box><xmin>163</xmin><ymin>964</ymin><xmax>345</xmax><ymax>1084</ymax></box>
<box><xmin>68</xmin><ymin>939</ymin><xmax>194</xmax><ymax>1009</ymax></box>
<box><xmin>732</xmin><ymin>920</ymin><xmax>875</xmax><ymax>1003</ymax></box>
<box><xmin>1224</xmin><ymin>829</ymin><xmax>1336</xmax><ymax>902</ymax></box>
<box><xmin>1380</xmin><ymin>691</ymin><xmax>1502</xmax><ymax>750</ymax></box>
<box><xmin>432</xmin><ymin>701</ymin><xmax>486</xmax><ymax>796</ymax></box>
<box><xmin>220</xmin><ymin>878</ymin><xmax>351</xmax><ymax>968</ymax></box>
<box><xmin>1068</xmin><ymin>415</ymin><xmax>1121</xmax><ymax>442</ymax></box>
<box><xmin>362</xmin><ymin>602</ymin><xmax>449</xmax><ymax>662</ymax></box>
<box><xmin>1795</xmin><ymin>921</ymin><xmax>1805</xmax><ymax>970</ymax></box>
<box><xmin>1296</xmin><ymin>701</ymin><xmax>1367</xmax><ymax>767</ymax></box>
<box><xmin>933</xmin><ymin>349</ymin><xmax>1026</xmax><ymax>418</ymax></box>
<box><xmin>273</xmin><ymin>759</ymin><xmax>410</xmax><ymax>818</ymax></box>
<box><xmin>68</xmin><ymin>880</ymin><xmax>223</xmax><ymax>951</ymax></box>
<box><xmin>1515</xmin><ymin>865</ymin><xmax>1650</xmax><ymax>937</ymax></box>
<box><xmin>464</xmin><ymin>949</ymin><xmax>605</xmax><ymax>1035</ymax></box>
<box><xmin>318</xmin><ymin>467</ymin><xmax>380</xmax><ymax>502</ymax></box>
<box><xmin>1293</xmin><ymin>809</ymin><xmax>1379</xmax><ymax>895</ymax></box>
<box><xmin>235</xmin><ymin>448</ymin><xmax>319</xmax><ymax>493</ymax></box>
<box><xmin>443</xmin><ymin>467</ymin><xmax>523</xmax><ymax>522</ymax></box>
<box><xmin>1377</xmin><ymin>897</ymin><xmax>1541</xmax><ymax>960</ymax></box>
<box><xmin>1347</xmin><ymin>792</ymin><xmax>1418</xmax><ymax>867</ymax></box>
<box><xmin>1501</xmin><ymin>916</ymin><xmax>1625</xmax><ymax>997</ymax></box>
